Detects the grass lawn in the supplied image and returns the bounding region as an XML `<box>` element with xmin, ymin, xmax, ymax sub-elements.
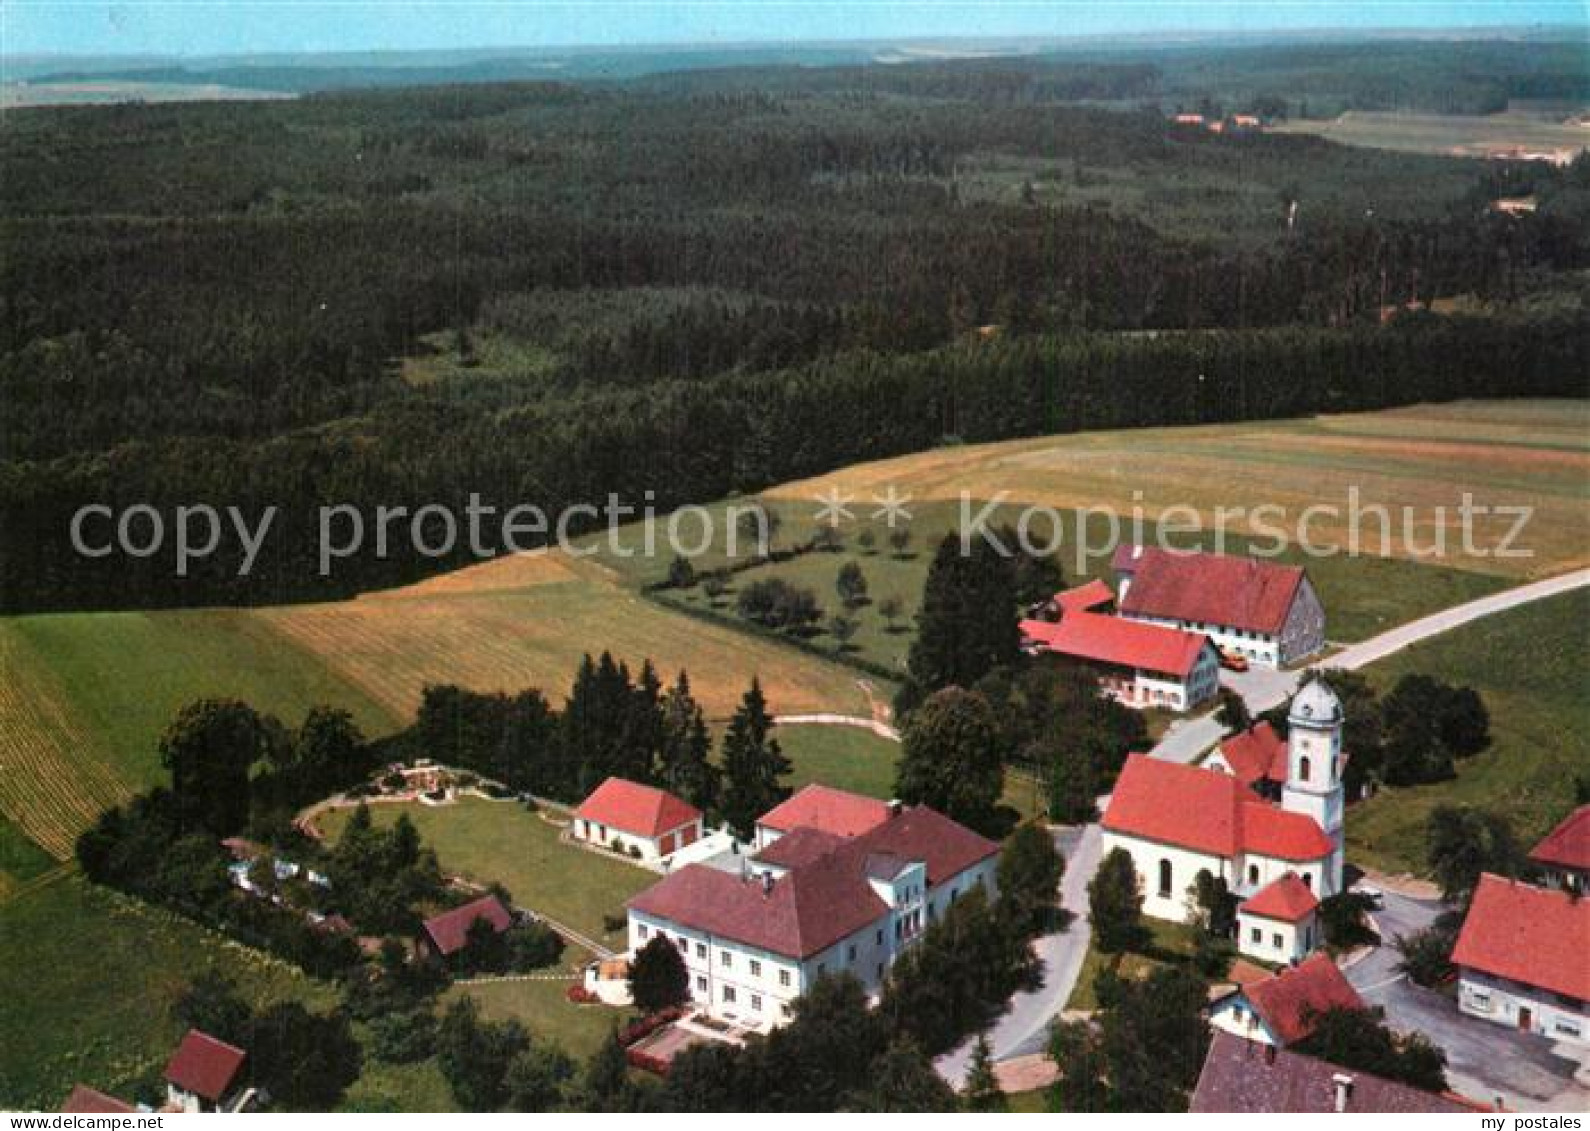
<box><xmin>447</xmin><ymin>976</ymin><xmax>623</xmax><ymax>1062</ymax></box>
<box><xmin>340</xmin><ymin>1056</ymin><xmax>458</xmax><ymax>1113</ymax></box>
<box><xmin>0</xmin><ymin>875</ymin><xmax>333</xmax><ymax>1111</ymax></box>
<box><xmin>1006</xmin><ymin>1087</ymin><xmax>1047</xmax><ymax>1112</ymax></box>
<box><xmin>1065</xmin><ymin>918</ymin><xmax>1200</xmax><ymax>1011</ymax></box>
<box><xmin>318</xmin><ymin>797</ymin><xmax>652</xmax><ymax>950</ymax></box>
<box><xmin>1347</xmin><ymin>587</ymin><xmax>1589</xmax><ymax>877</ymax></box>
<box><xmin>776</xmin><ymin>722</ymin><xmax>899</xmax><ymax>799</ymax></box>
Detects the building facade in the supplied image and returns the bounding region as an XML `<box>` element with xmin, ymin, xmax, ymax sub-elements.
<box><xmin>572</xmin><ymin>776</ymin><xmax>704</xmax><ymax>862</ymax></box>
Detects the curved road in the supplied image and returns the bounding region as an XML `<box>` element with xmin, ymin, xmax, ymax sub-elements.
<box><xmin>937</xmin><ymin>567</ymin><xmax>1590</xmax><ymax>1087</ymax></box>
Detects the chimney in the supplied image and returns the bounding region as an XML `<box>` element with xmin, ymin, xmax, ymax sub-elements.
<box><xmin>887</xmin><ymin>800</ymin><xmax>903</xmax><ymax>819</ymax></box>
<box><xmin>1332</xmin><ymin>1073</ymin><xmax>1354</xmax><ymax>1113</ymax></box>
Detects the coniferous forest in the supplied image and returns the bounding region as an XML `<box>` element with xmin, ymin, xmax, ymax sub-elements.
<box><xmin>3</xmin><ymin>48</ymin><xmax>1588</xmax><ymax>612</ymax></box>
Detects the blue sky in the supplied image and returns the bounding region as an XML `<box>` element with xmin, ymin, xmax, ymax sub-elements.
<box><xmin>5</xmin><ymin>1</ymin><xmax>1585</xmax><ymax>59</ymax></box>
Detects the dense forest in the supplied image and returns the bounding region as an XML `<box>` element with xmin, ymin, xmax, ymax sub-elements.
<box><xmin>2</xmin><ymin>47</ymin><xmax>1587</xmax><ymax>612</ymax></box>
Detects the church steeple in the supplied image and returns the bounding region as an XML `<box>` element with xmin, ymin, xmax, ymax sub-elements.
<box><xmin>1281</xmin><ymin>678</ymin><xmax>1345</xmax><ymax>891</ymax></box>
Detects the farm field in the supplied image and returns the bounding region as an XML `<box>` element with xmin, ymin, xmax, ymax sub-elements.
<box><xmin>767</xmin><ymin>401</ymin><xmax>1590</xmax><ymax>582</ymax></box>
<box><xmin>1274</xmin><ymin>110</ymin><xmax>1588</xmax><ymax>159</ymax></box>
<box><xmin>1346</xmin><ymin>586</ymin><xmax>1589</xmax><ymax>878</ymax></box>
<box><xmin>315</xmin><ymin>797</ymin><xmax>652</xmax><ymax>951</ymax></box>
<box><xmin>776</xmin><ymin>722</ymin><xmax>900</xmax><ymax>800</ymax></box>
<box><xmin>0</xmin><ymin>875</ymin><xmax>333</xmax><ymax>1111</ymax></box>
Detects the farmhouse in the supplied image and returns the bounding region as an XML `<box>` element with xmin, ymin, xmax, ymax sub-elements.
<box><xmin>1527</xmin><ymin>805</ymin><xmax>1589</xmax><ymax>894</ymax></box>
<box><xmin>164</xmin><ymin>1029</ymin><xmax>251</xmax><ymax>1113</ymax></box>
<box><xmin>1112</xmin><ymin>545</ymin><xmax>1324</xmax><ymax>668</ymax></box>
<box><xmin>573</xmin><ymin>776</ymin><xmax>704</xmax><ymax>861</ymax></box>
<box><xmin>1020</xmin><ymin>584</ymin><xmax>1220</xmax><ymax>712</ymax></box>
<box><xmin>753</xmin><ymin>783</ymin><xmax>892</xmax><ymax>850</ymax></box>
<box><xmin>1102</xmin><ymin>680</ymin><xmax>1345</xmax><ymax>961</ymax></box>
<box><xmin>418</xmin><ymin>894</ymin><xmax>513</xmax><ymax>961</ymax></box>
<box><xmin>1452</xmin><ymin>874</ymin><xmax>1589</xmax><ymax>1046</ymax></box>
<box><xmin>1191</xmin><ymin>1030</ymin><xmax>1483</xmax><ymax>1113</ymax></box>
<box><xmin>625</xmin><ymin>802</ymin><xmax>998</xmax><ymax>1028</ymax></box>
<box><xmin>1209</xmin><ymin>953</ymin><xmax>1365</xmax><ymax>1047</ymax></box>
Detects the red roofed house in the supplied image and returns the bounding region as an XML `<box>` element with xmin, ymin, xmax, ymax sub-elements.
<box><xmin>625</xmin><ymin>802</ymin><xmax>998</xmax><ymax>1029</ymax></box>
<box><xmin>1101</xmin><ymin>680</ymin><xmax>1345</xmax><ymax>962</ymax></box>
<box><xmin>418</xmin><ymin>894</ymin><xmax>514</xmax><ymax>961</ymax></box>
<box><xmin>753</xmin><ymin>783</ymin><xmax>892</xmax><ymax>850</ymax></box>
<box><xmin>1209</xmin><ymin>952</ymin><xmax>1365</xmax><ymax>1046</ymax></box>
<box><xmin>1528</xmin><ymin>804</ymin><xmax>1590</xmax><ymax>894</ymax></box>
<box><xmin>573</xmin><ymin>776</ymin><xmax>703</xmax><ymax>862</ymax></box>
<box><xmin>61</xmin><ymin>1085</ymin><xmax>135</xmax><ymax>1113</ymax></box>
<box><xmin>1020</xmin><ymin>587</ymin><xmax>1219</xmax><ymax>713</ymax></box>
<box><xmin>1112</xmin><ymin>545</ymin><xmax>1324</xmax><ymax>668</ymax></box>
<box><xmin>1452</xmin><ymin>874</ymin><xmax>1590</xmax><ymax>1046</ymax></box>
<box><xmin>164</xmin><ymin>1029</ymin><xmax>250</xmax><ymax>1113</ymax></box>
<box><xmin>1192</xmin><ymin>1030</ymin><xmax>1486</xmax><ymax>1113</ymax></box>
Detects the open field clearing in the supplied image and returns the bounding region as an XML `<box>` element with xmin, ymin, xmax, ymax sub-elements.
<box><xmin>767</xmin><ymin>401</ymin><xmax>1590</xmax><ymax>581</ymax></box>
<box><xmin>1346</xmin><ymin>587</ymin><xmax>1588</xmax><ymax>877</ymax></box>
<box><xmin>776</xmin><ymin>722</ymin><xmax>900</xmax><ymax>799</ymax></box>
<box><xmin>317</xmin><ymin>797</ymin><xmax>652</xmax><ymax>951</ymax></box>
<box><xmin>0</xmin><ymin>875</ymin><xmax>332</xmax><ymax>1111</ymax></box>
<box><xmin>446</xmin><ymin>976</ymin><xmax>619</xmax><ymax>1061</ymax></box>
<box><xmin>262</xmin><ymin>562</ymin><xmax>875</xmax><ymax>724</ymax></box>
<box><xmin>1274</xmin><ymin>110</ymin><xmax>1589</xmax><ymax>160</ymax></box>
<box><xmin>0</xmin><ymin>612</ymin><xmax>398</xmax><ymax>860</ymax></box>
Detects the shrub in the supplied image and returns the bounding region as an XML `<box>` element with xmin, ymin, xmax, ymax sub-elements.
<box><xmin>367</xmin><ymin>1009</ymin><xmax>437</xmax><ymax>1063</ymax></box>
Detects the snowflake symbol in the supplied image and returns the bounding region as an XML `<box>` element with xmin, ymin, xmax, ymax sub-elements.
<box><xmin>812</xmin><ymin>487</ymin><xmax>855</xmax><ymax>528</ymax></box>
<box><xmin>871</xmin><ymin>486</ymin><xmax>913</xmax><ymax>529</ymax></box>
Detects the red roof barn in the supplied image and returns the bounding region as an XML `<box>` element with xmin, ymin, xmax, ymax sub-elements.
<box><xmin>573</xmin><ymin>777</ymin><xmax>703</xmax><ymax>858</ymax></box>
<box><xmin>420</xmin><ymin>894</ymin><xmax>514</xmax><ymax>959</ymax></box>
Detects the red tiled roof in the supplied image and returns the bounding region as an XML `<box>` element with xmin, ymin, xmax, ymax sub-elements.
<box><xmin>1192</xmin><ymin>1031</ymin><xmax>1476</xmax><ymax>1112</ymax></box>
<box><xmin>628</xmin><ymin>806</ymin><xmax>997</xmax><ymax>959</ymax></box>
<box><xmin>1054</xmin><ymin>579</ymin><xmax>1115</xmax><ymax>613</ymax></box>
<box><xmin>575</xmin><ymin>777</ymin><xmax>701</xmax><ymax>839</ymax></box>
<box><xmin>753</xmin><ymin>825</ymin><xmax>847</xmax><ymax>870</ymax></box>
<box><xmin>1529</xmin><ymin>805</ymin><xmax>1590</xmax><ymax>872</ymax></box>
<box><xmin>1103</xmin><ymin>755</ymin><xmax>1333</xmax><ymax>861</ymax></box>
<box><xmin>421</xmin><ymin>895</ymin><xmax>513</xmax><ymax>958</ymax></box>
<box><xmin>1243</xmin><ymin>954</ymin><xmax>1366</xmax><ymax>1045</ymax></box>
<box><xmin>1215</xmin><ymin>723</ymin><xmax>1289</xmax><ymax>787</ymax></box>
<box><xmin>1452</xmin><ymin>874</ymin><xmax>1590</xmax><ymax>1002</ymax></box>
<box><xmin>1020</xmin><ymin>611</ymin><xmax>1213</xmax><ymax>679</ymax></box>
<box><xmin>757</xmin><ymin>784</ymin><xmax>891</xmax><ymax>839</ymax></box>
<box><xmin>1241</xmin><ymin>873</ymin><xmax>1320</xmax><ymax>923</ymax></box>
<box><xmin>62</xmin><ymin>1086</ymin><xmax>134</xmax><ymax>1113</ymax></box>
<box><xmin>164</xmin><ymin>1030</ymin><xmax>247</xmax><ymax>1102</ymax></box>
<box><xmin>1114</xmin><ymin>546</ymin><xmax>1306</xmax><ymax>634</ymax></box>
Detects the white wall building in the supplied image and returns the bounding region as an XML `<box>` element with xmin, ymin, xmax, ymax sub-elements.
<box><xmin>572</xmin><ymin>776</ymin><xmax>704</xmax><ymax>862</ymax></box>
<box><xmin>1101</xmin><ymin>681</ymin><xmax>1345</xmax><ymax>962</ymax></box>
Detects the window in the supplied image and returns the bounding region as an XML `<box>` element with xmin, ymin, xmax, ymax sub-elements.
<box><xmin>696</xmin><ymin>976</ymin><xmax>707</xmax><ymax>993</ymax></box>
<box><xmin>1302</xmin><ymin>873</ymin><xmax>1313</xmax><ymax>890</ymax></box>
<box><xmin>782</xmin><ymin>1004</ymin><xmax>793</xmax><ymax>1019</ymax></box>
<box><xmin>847</xmin><ymin>944</ymin><xmax>857</xmax><ymax>962</ymax></box>
<box><xmin>1247</xmin><ymin>864</ymin><xmax>1260</xmax><ymax>885</ymax></box>
<box><xmin>779</xmin><ymin>969</ymin><xmax>791</xmax><ymax>987</ymax></box>
<box><xmin>638</xmin><ymin>925</ymin><xmax>649</xmax><ymax>940</ymax></box>
<box><xmin>817</xmin><ymin>963</ymin><xmax>826</xmax><ymax>976</ymax></box>
<box><xmin>1272</xmin><ymin>933</ymin><xmax>1283</xmax><ymax>949</ymax></box>
<box><xmin>876</xmin><ymin>929</ymin><xmax>883</xmax><ymax>945</ymax></box>
<box><xmin>1554</xmin><ymin>1020</ymin><xmax>1581</xmax><ymax>1038</ymax></box>
<box><xmin>696</xmin><ymin>942</ymin><xmax>706</xmax><ymax>959</ymax></box>
<box><xmin>751</xmin><ymin>994</ymin><xmax>763</xmax><ymax>1011</ymax></box>
<box><xmin>1299</xmin><ymin>755</ymin><xmax>1312</xmax><ymax>783</ymax></box>
<box><xmin>676</xmin><ymin>937</ymin><xmax>688</xmax><ymax>952</ymax></box>
<box><xmin>720</xmin><ymin>951</ymin><xmax>732</xmax><ymax>968</ymax></box>
<box><xmin>1158</xmin><ymin>859</ymin><xmax>1173</xmax><ymax>897</ymax></box>
<box><xmin>722</xmin><ymin>986</ymin><xmax>736</xmax><ymax>1004</ymax></box>
<box><xmin>1250</xmin><ymin>927</ymin><xmax>1262</xmax><ymax>944</ymax></box>
<box><xmin>749</xmin><ymin>959</ymin><xmax>761</xmax><ymax>977</ymax></box>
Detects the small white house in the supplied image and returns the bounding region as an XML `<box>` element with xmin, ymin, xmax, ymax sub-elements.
<box><xmin>572</xmin><ymin>776</ymin><xmax>703</xmax><ymax>862</ymax></box>
<box><xmin>1452</xmin><ymin>874</ymin><xmax>1590</xmax><ymax>1046</ymax></box>
<box><xmin>1236</xmin><ymin>873</ymin><xmax>1322</xmax><ymax>965</ymax></box>
<box><xmin>1208</xmin><ymin>953</ymin><xmax>1366</xmax><ymax>1047</ymax></box>
<box><xmin>164</xmin><ymin>1029</ymin><xmax>250</xmax><ymax>1113</ymax></box>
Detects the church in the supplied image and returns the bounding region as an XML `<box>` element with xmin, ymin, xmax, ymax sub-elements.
<box><xmin>1101</xmin><ymin>680</ymin><xmax>1346</xmax><ymax>964</ymax></box>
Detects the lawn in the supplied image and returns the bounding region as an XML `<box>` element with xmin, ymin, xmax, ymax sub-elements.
<box><xmin>1064</xmin><ymin>918</ymin><xmax>1200</xmax><ymax>1012</ymax></box>
<box><xmin>447</xmin><ymin>976</ymin><xmax>622</xmax><ymax>1061</ymax></box>
<box><xmin>317</xmin><ymin>797</ymin><xmax>653</xmax><ymax>951</ymax></box>
<box><xmin>0</xmin><ymin>875</ymin><xmax>333</xmax><ymax>1111</ymax></box>
<box><xmin>1346</xmin><ymin>587</ymin><xmax>1589</xmax><ymax>877</ymax></box>
<box><xmin>776</xmin><ymin>722</ymin><xmax>900</xmax><ymax>799</ymax></box>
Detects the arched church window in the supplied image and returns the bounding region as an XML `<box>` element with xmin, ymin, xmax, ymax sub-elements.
<box><xmin>1158</xmin><ymin>859</ymin><xmax>1172</xmax><ymax>897</ymax></box>
<box><xmin>1299</xmin><ymin>755</ymin><xmax>1312</xmax><ymax>783</ymax></box>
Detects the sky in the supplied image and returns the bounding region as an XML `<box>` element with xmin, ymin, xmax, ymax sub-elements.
<box><xmin>4</xmin><ymin>1</ymin><xmax>1585</xmax><ymax>60</ymax></box>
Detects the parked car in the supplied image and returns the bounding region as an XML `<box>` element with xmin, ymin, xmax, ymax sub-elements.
<box><xmin>1218</xmin><ymin>648</ymin><xmax>1250</xmax><ymax>672</ymax></box>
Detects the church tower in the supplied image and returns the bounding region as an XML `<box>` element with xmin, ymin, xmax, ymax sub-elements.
<box><xmin>1282</xmin><ymin>678</ymin><xmax>1345</xmax><ymax>890</ymax></box>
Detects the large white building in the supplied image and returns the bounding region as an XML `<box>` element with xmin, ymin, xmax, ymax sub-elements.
<box><xmin>1112</xmin><ymin>545</ymin><xmax>1325</xmax><ymax>668</ymax></box>
<box><xmin>624</xmin><ymin>801</ymin><xmax>999</xmax><ymax>1028</ymax></box>
<box><xmin>1101</xmin><ymin>680</ymin><xmax>1346</xmax><ymax>963</ymax></box>
<box><xmin>1452</xmin><ymin>873</ymin><xmax>1589</xmax><ymax>1047</ymax></box>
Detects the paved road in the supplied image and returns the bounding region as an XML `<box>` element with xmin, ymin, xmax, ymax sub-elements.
<box><xmin>1150</xmin><ymin>568</ymin><xmax>1590</xmax><ymax>765</ymax></box>
<box><xmin>937</xmin><ymin>820</ymin><xmax>1102</xmax><ymax>1086</ymax></box>
<box><xmin>1345</xmin><ymin>885</ymin><xmax>1590</xmax><ymax>1112</ymax></box>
